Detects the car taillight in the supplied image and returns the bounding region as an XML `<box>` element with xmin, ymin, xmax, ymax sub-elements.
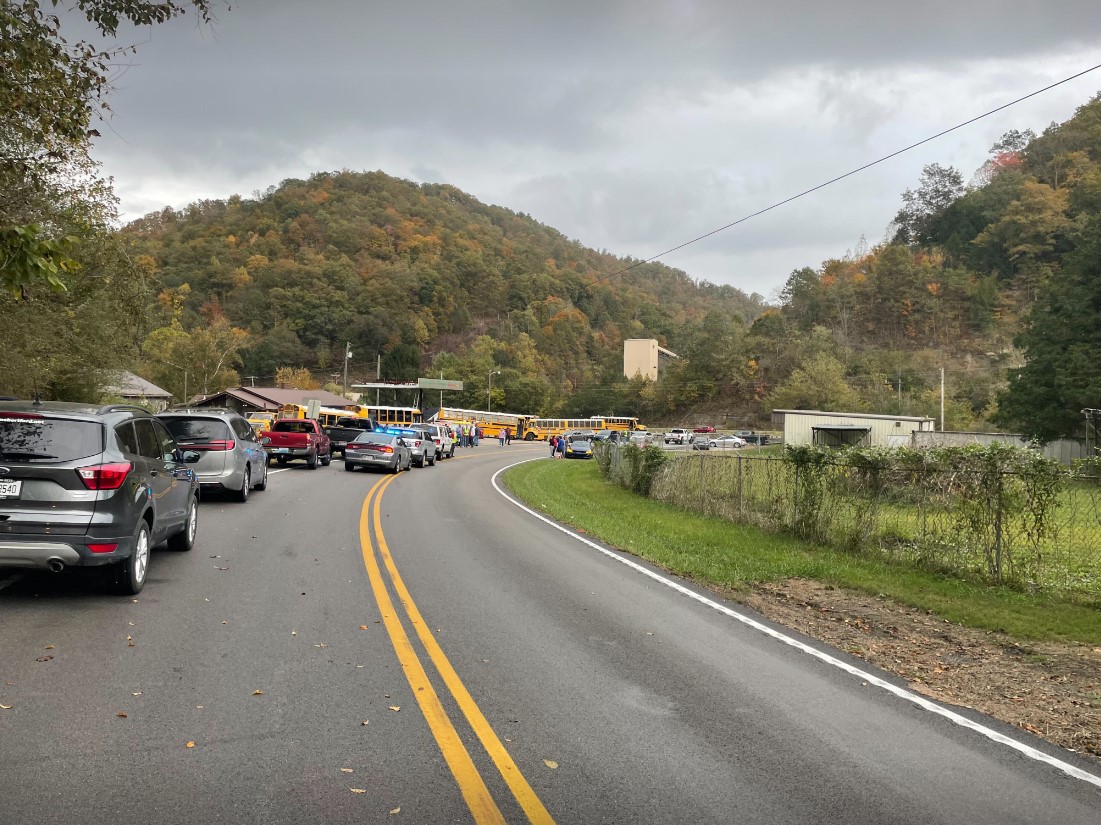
<box><xmin>87</xmin><ymin>543</ymin><xmax>118</xmax><ymax>554</ymax></box>
<box><xmin>191</xmin><ymin>440</ymin><xmax>235</xmax><ymax>451</ymax></box>
<box><xmin>346</xmin><ymin>443</ymin><xmax>364</xmax><ymax>451</ymax></box>
<box><xmin>77</xmin><ymin>462</ymin><xmax>132</xmax><ymax>490</ymax></box>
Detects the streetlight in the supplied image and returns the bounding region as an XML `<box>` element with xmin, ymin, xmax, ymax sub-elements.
<box><xmin>487</xmin><ymin>369</ymin><xmax>501</xmax><ymax>412</ymax></box>
<box><xmin>342</xmin><ymin>342</ymin><xmax>352</xmax><ymax>398</ymax></box>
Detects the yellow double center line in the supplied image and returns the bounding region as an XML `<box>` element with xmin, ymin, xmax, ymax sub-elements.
<box><xmin>358</xmin><ymin>474</ymin><xmax>555</xmax><ymax>825</ymax></box>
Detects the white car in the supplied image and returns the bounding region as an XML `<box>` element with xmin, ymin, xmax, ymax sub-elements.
<box><xmin>423</xmin><ymin>422</ymin><xmax>456</xmax><ymax>459</ymax></box>
<box><xmin>709</xmin><ymin>435</ymin><xmax>748</xmax><ymax>449</ymax></box>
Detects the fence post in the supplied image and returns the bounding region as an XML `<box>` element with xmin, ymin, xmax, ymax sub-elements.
<box><xmin>993</xmin><ymin>471</ymin><xmax>1004</xmax><ymax>583</ymax></box>
<box><xmin>793</xmin><ymin>463</ymin><xmax>800</xmax><ymax>529</ymax></box>
<box><xmin>737</xmin><ymin>453</ymin><xmax>744</xmax><ymax>515</ymax></box>
<box><xmin>699</xmin><ymin>453</ymin><xmax>705</xmax><ymax>512</ymax></box>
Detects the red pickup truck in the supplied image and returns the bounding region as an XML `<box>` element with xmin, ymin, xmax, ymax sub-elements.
<box><xmin>260</xmin><ymin>418</ymin><xmax>332</xmax><ymax>469</ymax></box>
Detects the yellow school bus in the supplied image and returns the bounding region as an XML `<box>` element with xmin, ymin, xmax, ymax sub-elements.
<box><xmin>435</xmin><ymin>407</ymin><xmax>531</xmax><ymax>439</ymax></box>
<box><xmin>593</xmin><ymin>416</ymin><xmax>646</xmax><ymax>431</ymax></box>
<box><xmin>352</xmin><ymin>405</ymin><xmax>423</xmax><ymax>427</ymax></box>
<box><xmin>524</xmin><ymin>417</ymin><xmax>605</xmax><ymax>441</ymax></box>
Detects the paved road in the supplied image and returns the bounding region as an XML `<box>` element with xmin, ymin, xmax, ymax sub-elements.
<box><xmin>1</xmin><ymin>444</ymin><xmax>1098</xmax><ymax>823</ymax></box>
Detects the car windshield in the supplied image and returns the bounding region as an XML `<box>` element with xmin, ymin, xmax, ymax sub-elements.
<box><xmin>162</xmin><ymin>418</ymin><xmax>232</xmax><ymax>443</ymax></box>
<box><xmin>0</xmin><ymin>415</ymin><xmax>102</xmax><ymax>462</ymax></box>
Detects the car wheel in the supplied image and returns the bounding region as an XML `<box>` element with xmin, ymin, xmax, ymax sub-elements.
<box><xmin>277</xmin><ymin>456</ymin><xmax>288</xmax><ymax>465</ymax></box>
<box><xmin>234</xmin><ymin>466</ymin><xmax>251</xmax><ymax>502</ymax></box>
<box><xmin>307</xmin><ymin>451</ymin><xmax>318</xmax><ymax>470</ymax></box>
<box><xmin>321</xmin><ymin>452</ymin><xmax>331</xmax><ymax>466</ymax></box>
<box><xmin>167</xmin><ymin>496</ymin><xmax>198</xmax><ymax>552</ymax></box>
<box><xmin>255</xmin><ymin>461</ymin><xmax>268</xmax><ymax>491</ymax></box>
<box><xmin>115</xmin><ymin>520</ymin><xmax>151</xmax><ymax>595</ymax></box>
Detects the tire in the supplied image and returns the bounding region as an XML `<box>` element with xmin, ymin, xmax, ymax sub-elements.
<box><xmin>525</xmin><ymin>432</ymin><xmax>535</xmax><ymax>441</ymax></box>
<box><xmin>168</xmin><ymin>495</ymin><xmax>198</xmax><ymax>552</ymax></box>
<box><xmin>321</xmin><ymin>452</ymin><xmax>331</xmax><ymax>466</ymax></box>
<box><xmin>115</xmin><ymin>520</ymin><xmax>151</xmax><ymax>595</ymax></box>
<box><xmin>234</xmin><ymin>466</ymin><xmax>250</xmax><ymax>503</ymax></box>
<box><xmin>307</xmin><ymin>451</ymin><xmax>318</xmax><ymax>470</ymax></box>
<box><xmin>428</xmin><ymin>452</ymin><xmax>436</xmax><ymax>466</ymax></box>
<box><xmin>391</xmin><ymin>462</ymin><xmax>400</xmax><ymax>474</ymax></box>
<box><xmin>254</xmin><ymin>462</ymin><xmax>267</xmax><ymax>491</ymax></box>
<box><xmin>277</xmin><ymin>456</ymin><xmax>288</xmax><ymax>465</ymax></box>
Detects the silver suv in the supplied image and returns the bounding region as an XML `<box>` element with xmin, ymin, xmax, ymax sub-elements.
<box><xmin>0</xmin><ymin>401</ymin><xmax>200</xmax><ymax>594</ymax></box>
<box><xmin>423</xmin><ymin>423</ymin><xmax>455</xmax><ymax>460</ymax></box>
<box><xmin>158</xmin><ymin>409</ymin><xmax>269</xmax><ymax>502</ymax></box>
<box><xmin>392</xmin><ymin>426</ymin><xmax>437</xmax><ymax>467</ymax></box>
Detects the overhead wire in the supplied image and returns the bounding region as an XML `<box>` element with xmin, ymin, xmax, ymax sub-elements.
<box><xmin>593</xmin><ymin>62</ymin><xmax>1101</xmax><ymax>285</ymax></box>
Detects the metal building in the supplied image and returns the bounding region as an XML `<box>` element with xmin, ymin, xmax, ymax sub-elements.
<box><xmin>623</xmin><ymin>339</ymin><xmax>679</xmax><ymax>381</ymax></box>
<box><xmin>772</xmin><ymin>409</ymin><xmax>936</xmax><ymax>448</ymax></box>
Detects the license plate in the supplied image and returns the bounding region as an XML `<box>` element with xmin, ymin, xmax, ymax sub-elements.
<box><xmin>0</xmin><ymin>479</ymin><xmax>22</xmax><ymax>499</ymax></box>
<box><xmin>274</xmin><ymin>448</ymin><xmax>289</xmax><ymax>454</ymax></box>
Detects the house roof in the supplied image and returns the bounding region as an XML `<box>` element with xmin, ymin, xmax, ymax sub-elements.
<box><xmin>103</xmin><ymin>371</ymin><xmax>173</xmax><ymax>399</ymax></box>
<box><xmin>774</xmin><ymin>409</ymin><xmax>934</xmax><ymax>424</ymax></box>
<box><xmin>193</xmin><ymin>386</ymin><xmax>355</xmax><ymax>411</ymax></box>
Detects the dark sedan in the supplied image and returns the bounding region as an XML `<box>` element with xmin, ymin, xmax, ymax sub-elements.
<box><xmin>343</xmin><ymin>432</ymin><xmax>412</xmax><ymax>474</ymax></box>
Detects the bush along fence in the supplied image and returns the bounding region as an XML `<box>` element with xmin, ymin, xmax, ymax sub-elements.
<box><xmin>595</xmin><ymin>442</ymin><xmax>1101</xmax><ymax>598</ymax></box>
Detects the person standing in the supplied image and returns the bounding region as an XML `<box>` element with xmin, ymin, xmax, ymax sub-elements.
<box><xmin>504</xmin><ymin>427</ymin><xmax>511</xmax><ymax>446</ymax></box>
<box><xmin>549</xmin><ymin>436</ymin><xmax>557</xmax><ymax>458</ymax></box>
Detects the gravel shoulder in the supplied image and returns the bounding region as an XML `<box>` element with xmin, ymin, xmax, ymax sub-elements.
<box><xmin>726</xmin><ymin>579</ymin><xmax>1101</xmax><ymax>764</ymax></box>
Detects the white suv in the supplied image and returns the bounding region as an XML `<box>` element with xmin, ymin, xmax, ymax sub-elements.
<box><xmin>423</xmin><ymin>423</ymin><xmax>455</xmax><ymax>460</ymax></box>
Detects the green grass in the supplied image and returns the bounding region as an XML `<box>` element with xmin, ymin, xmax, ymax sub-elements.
<box><xmin>503</xmin><ymin>459</ymin><xmax>1101</xmax><ymax>645</ymax></box>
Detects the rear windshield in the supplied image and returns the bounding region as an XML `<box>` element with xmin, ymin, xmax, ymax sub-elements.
<box><xmin>161</xmin><ymin>418</ymin><xmax>232</xmax><ymax>443</ymax></box>
<box><xmin>0</xmin><ymin>415</ymin><xmax>103</xmax><ymax>462</ymax></box>
<box><xmin>273</xmin><ymin>421</ymin><xmax>316</xmax><ymax>433</ymax></box>
<box><xmin>354</xmin><ymin>432</ymin><xmax>397</xmax><ymax>445</ymax></box>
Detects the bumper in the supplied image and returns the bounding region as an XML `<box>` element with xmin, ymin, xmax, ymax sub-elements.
<box><xmin>345</xmin><ymin>455</ymin><xmax>397</xmax><ymax>471</ymax></box>
<box><xmin>0</xmin><ymin>533</ymin><xmax>135</xmax><ymax>570</ymax></box>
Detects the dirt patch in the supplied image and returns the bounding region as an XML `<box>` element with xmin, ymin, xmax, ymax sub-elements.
<box><xmin>730</xmin><ymin>579</ymin><xmax>1101</xmax><ymax>764</ymax></box>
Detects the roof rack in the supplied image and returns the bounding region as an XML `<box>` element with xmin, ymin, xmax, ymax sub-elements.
<box><xmin>96</xmin><ymin>404</ymin><xmax>152</xmax><ymax>415</ymax></box>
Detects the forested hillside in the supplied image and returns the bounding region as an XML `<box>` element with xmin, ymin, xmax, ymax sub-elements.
<box><xmin>121</xmin><ymin>171</ymin><xmax>767</xmax><ymax>416</ymax></box>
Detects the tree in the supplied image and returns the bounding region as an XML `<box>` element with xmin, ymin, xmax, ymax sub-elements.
<box><xmin>1</xmin><ymin>0</ymin><xmax>222</xmax><ymax>294</ymax></box>
<box><xmin>274</xmin><ymin>367</ymin><xmax>319</xmax><ymax>391</ymax></box>
<box><xmin>995</xmin><ymin>215</ymin><xmax>1101</xmax><ymax>441</ymax></box>
<box><xmin>892</xmin><ymin>164</ymin><xmax>965</xmax><ymax>245</ymax></box>
<box><xmin>767</xmin><ymin>353</ymin><xmax>862</xmax><ymax>412</ymax></box>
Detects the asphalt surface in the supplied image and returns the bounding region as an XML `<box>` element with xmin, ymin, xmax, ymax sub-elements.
<box><xmin>1</xmin><ymin>443</ymin><xmax>1099</xmax><ymax>824</ymax></box>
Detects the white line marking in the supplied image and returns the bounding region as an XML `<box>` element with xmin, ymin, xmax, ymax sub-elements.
<box><xmin>490</xmin><ymin>459</ymin><xmax>1101</xmax><ymax>790</ymax></box>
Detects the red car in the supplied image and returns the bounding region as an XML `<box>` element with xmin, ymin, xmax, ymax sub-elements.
<box><xmin>692</xmin><ymin>425</ymin><xmax>716</xmax><ymax>433</ymax></box>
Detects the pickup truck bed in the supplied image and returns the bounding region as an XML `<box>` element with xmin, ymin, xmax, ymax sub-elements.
<box><xmin>260</xmin><ymin>418</ymin><xmax>332</xmax><ymax>469</ymax></box>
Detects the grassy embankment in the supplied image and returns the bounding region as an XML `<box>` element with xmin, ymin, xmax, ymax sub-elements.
<box><xmin>503</xmin><ymin>459</ymin><xmax>1101</xmax><ymax>645</ymax></box>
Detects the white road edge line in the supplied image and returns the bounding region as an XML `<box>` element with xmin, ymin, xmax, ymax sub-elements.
<box><xmin>491</xmin><ymin>458</ymin><xmax>1101</xmax><ymax>790</ymax></box>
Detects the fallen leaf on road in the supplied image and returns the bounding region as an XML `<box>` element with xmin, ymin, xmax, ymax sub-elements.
<box><xmin>389</xmin><ymin>706</ymin><xmax>400</xmax><ymax>712</ymax></box>
<box><xmin>222</xmin><ymin>621</ymin><xmax>228</xmax><ymax>625</ymax></box>
<box><xmin>185</xmin><ymin>741</ymin><xmax>195</xmax><ymax>749</ymax></box>
<box><xmin>361</xmin><ymin>720</ymin><xmax>369</xmax><ymax>726</ymax></box>
<box><xmin>291</xmin><ymin>630</ymin><xmax>297</xmax><ymax>636</ymax></box>
<box><xmin>350</xmin><ymin>788</ymin><xmax>366</xmax><ymax>794</ymax></box>
<box><xmin>315</xmin><ymin>643</ymin><xmax>329</xmax><ymax>648</ymax></box>
<box><xmin>544</xmin><ymin>760</ymin><xmax>558</xmax><ymax>769</ymax></box>
<box><xmin>252</xmin><ymin>690</ymin><xmax>264</xmax><ymax>696</ymax></box>
<box><xmin>36</xmin><ymin>655</ymin><xmax>53</xmax><ymax>662</ymax></box>
<box><xmin>45</xmin><ymin>644</ymin><xmax>55</xmax><ymax>650</ymax></box>
<box><xmin>117</xmin><ymin>711</ymin><xmax>127</xmax><ymax>718</ymax></box>
<box><xmin>359</xmin><ymin>625</ymin><xmax>369</xmax><ymax>630</ymax></box>
<box><xmin>216</xmin><ymin>566</ymin><xmax>229</xmax><ymax>571</ymax></box>
<box><xmin>132</xmin><ymin>692</ymin><xmax>142</xmax><ymax>696</ymax></box>
<box><xmin>0</xmin><ymin>704</ymin><xmax>12</xmax><ymax>710</ymax></box>
<box><xmin>389</xmin><ymin>807</ymin><xmax>400</xmax><ymax>814</ymax></box>
<box><xmin>341</xmin><ymin>768</ymin><xmax>354</xmax><ymax>773</ymax></box>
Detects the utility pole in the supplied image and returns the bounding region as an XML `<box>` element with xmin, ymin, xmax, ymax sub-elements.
<box><xmin>376</xmin><ymin>353</ymin><xmax>381</xmax><ymax>406</ymax></box>
<box><xmin>488</xmin><ymin>370</ymin><xmax>501</xmax><ymax>412</ymax></box>
<box><xmin>342</xmin><ymin>342</ymin><xmax>352</xmax><ymax>398</ymax></box>
<box><xmin>897</xmin><ymin>377</ymin><xmax>902</xmax><ymax>415</ymax></box>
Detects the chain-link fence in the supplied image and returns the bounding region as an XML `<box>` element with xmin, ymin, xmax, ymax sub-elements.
<box><xmin>601</xmin><ymin>444</ymin><xmax>1101</xmax><ymax>598</ymax></box>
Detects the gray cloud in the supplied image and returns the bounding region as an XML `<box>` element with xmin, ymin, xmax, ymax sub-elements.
<box><xmin>82</xmin><ymin>1</ymin><xmax>1101</xmax><ymax>294</ymax></box>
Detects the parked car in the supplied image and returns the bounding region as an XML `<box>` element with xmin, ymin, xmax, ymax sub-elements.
<box><xmin>423</xmin><ymin>422</ymin><xmax>456</xmax><ymax>459</ymax></box>
<box><xmin>325</xmin><ymin>417</ymin><xmax>377</xmax><ymax>458</ymax></box>
<box><xmin>0</xmin><ymin>400</ymin><xmax>200</xmax><ymax>594</ymax></box>
<box><xmin>733</xmin><ymin>430</ymin><xmax>772</xmax><ymax>446</ymax></box>
<box><xmin>344</xmin><ymin>431</ymin><xmax>412</xmax><ymax>473</ymax></box>
<box><xmin>392</xmin><ymin>426</ymin><xmax>437</xmax><ymax>467</ymax></box>
<box><xmin>629</xmin><ymin>431</ymin><xmax>654</xmax><ymax>446</ymax></box>
<box><xmin>260</xmin><ymin>418</ymin><xmax>331</xmax><ymax>469</ymax></box>
<box><xmin>564</xmin><ymin>431</ymin><xmax>595</xmax><ymax>459</ymax></box>
<box><xmin>158</xmin><ymin>409</ymin><xmax>269</xmax><ymax>501</ymax></box>
<box><xmin>709</xmin><ymin>435</ymin><xmax>748</xmax><ymax>449</ymax></box>
<box><xmin>692</xmin><ymin>425</ymin><xmax>716</xmax><ymax>433</ymax></box>
<box><xmin>690</xmin><ymin>433</ymin><xmax>711</xmax><ymax>450</ymax></box>
<box><xmin>664</xmin><ymin>429</ymin><xmax>689</xmax><ymax>445</ymax></box>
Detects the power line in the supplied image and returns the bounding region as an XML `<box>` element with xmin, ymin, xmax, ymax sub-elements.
<box><xmin>598</xmin><ymin>62</ymin><xmax>1101</xmax><ymax>284</ymax></box>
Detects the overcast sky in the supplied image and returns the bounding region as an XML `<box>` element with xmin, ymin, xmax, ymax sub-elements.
<box><xmin>85</xmin><ymin>1</ymin><xmax>1101</xmax><ymax>299</ymax></box>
